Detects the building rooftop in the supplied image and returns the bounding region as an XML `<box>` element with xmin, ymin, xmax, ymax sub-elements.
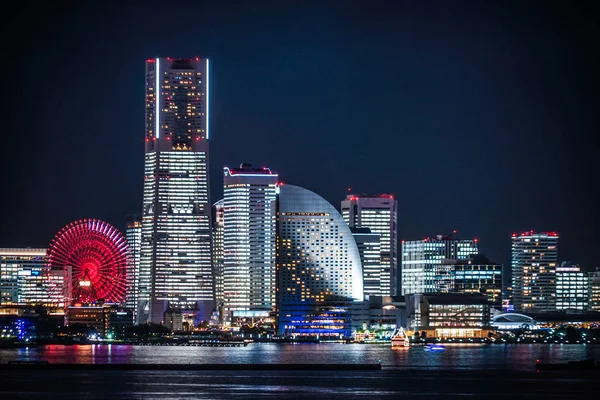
<box><xmin>349</xmin><ymin>227</ymin><xmax>374</xmax><ymax>234</ymax></box>
<box><xmin>511</xmin><ymin>231</ymin><xmax>559</xmax><ymax>238</ymax></box>
<box><xmin>224</xmin><ymin>163</ymin><xmax>276</xmax><ymax>176</ymax></box>
<box><xmin>419</xmin><ymin>293</ymin><xmax>489</xmax><ymax>305</ymax></box>
<box><xmin>0</xmin><ymin>248</ymin><xmax>47</xmax><ymax>256</ymax></box>
<box><xmin>345</xmin><ymin>194</ymin><xmax>394</xmax><ymax>201</ymax></box>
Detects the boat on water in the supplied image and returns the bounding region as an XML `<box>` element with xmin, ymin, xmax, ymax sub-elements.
<box><xmin>424</xmin><ymin>344</ymin><xmax>446</xmax><ymax>351</ymax></box>
<box><xmin>391</xmin><ymin>327</ymin><xmax>410</xmax><ymax>347</ymax></box>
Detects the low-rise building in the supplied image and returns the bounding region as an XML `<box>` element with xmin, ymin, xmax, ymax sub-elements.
<box><xmin>406</xmin><ymin>293</ymin><xmax>493</xmax><ymax>338</ymax></box>
<box><xmin>66</xmin><ymin>303</ymin><xmax>133</xmax><ymax>338</ymax></box>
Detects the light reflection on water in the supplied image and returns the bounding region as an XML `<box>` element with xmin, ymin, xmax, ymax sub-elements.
<box><xmin>1</xmin><ymin>343</ymin><xmax>599</xmax><ymax>370</ymax></box>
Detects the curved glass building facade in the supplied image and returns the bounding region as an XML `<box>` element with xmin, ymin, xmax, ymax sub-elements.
<box><xmin>277</xmin><ymin>185</ymin><xmax>363</xmax><ymax>337</ymax></box>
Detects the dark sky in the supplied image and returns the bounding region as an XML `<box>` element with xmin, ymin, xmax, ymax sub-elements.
<box><xmin>1</xmin><ymin>1</ymin><xmax>598</xmax><ymax>273</ymax></box>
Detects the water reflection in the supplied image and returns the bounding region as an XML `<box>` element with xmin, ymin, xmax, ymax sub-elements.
<box><xmin>1</xmin><ymin>343</ymin><xmax>599</xmax><ymax>371</ymax></box>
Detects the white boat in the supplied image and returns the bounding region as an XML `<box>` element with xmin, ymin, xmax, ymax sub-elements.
<box><xmin>391</xmin><ymin>327</ymin><xmax>410</xmax><ymax>347</ymax></box>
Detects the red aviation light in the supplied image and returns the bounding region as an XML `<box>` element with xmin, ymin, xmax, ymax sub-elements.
<box><xmin>474</xmin><ymin>238</ymin><xmax>479</xmax><ymax>242</ymax></box>
<box><xmin>146</xmin><ymin>59</ymin><xmax>155</xmax><ymax>63</ymax></box>
<box><xmin>195</xmin><ymin>57</ymin><xmax>199</xmax><ymax>61</ymax></box>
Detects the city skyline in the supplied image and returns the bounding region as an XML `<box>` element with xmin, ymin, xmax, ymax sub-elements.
<box><xmin>1</xmin><ymin>1</ymin><xmax>597</xmax><ymax>274</ymax></box>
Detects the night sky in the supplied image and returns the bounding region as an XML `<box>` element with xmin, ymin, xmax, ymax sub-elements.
<box><xmin>1</xmin><ymin>1</ymin><xmax>598</xmax><ymax>274</ymax></box>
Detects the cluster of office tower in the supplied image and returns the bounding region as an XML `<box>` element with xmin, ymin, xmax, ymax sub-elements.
<box><xmin>2</xmin><ymin>57</ymin><xmax>598</xmax><ymax>336</ymax></box>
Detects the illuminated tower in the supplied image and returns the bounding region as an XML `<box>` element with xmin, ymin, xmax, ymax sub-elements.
<box><xmin>350</xmin><ymin>227</ymin><xmax>382</xmax><ymax>298</ymax></box>
<box><xmin>125</xmin><ymin>214</ymin><xmax>142</xmax><ymax>316</ymax></box>
<box><xmin>139</xmin><ymin>57</ymin><xmax>213</xmax><ymax>325</ymax></box>
<box><xmin>401</xmin><ymin>234</ymin><xmax>479</xmax><ymax>295</ymax></box>
<box><xmin>341</xmin><ymin>194</ymin><xmax>398</xmax><ymax>295</ymax></box>
<box><xmin>511</xmin><ymin>231</ymin><xmax>559</xmax><ymax>312</ymax></box>
<box><xmin>212</xmin><ymin>199</ymin><xmax>225</xmax><ymax>309</ymax></box>
<box><xmin>222</xmin><ymin>164</ymin><xmax>278</xmax><ymax>324</ymax></box>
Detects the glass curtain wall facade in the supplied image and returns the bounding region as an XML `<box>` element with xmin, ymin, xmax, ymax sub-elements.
<box><xmin>401</xmin><ymin>236</ymin><xmax>478</xmax><ymax>295</ymax></box>
<box><xmin>212</xmin><ymin>199</ymin><xmax>225</xmax><ymax>311</ymax></box>
<box><xmin>139</xmin><ymin>57</ymin><xmax>213</xmax><ymax>325</ymax></box>
<box><xmin>442</xmin><ymin>255</ymin><xmax>502</xmax><ymax>308</ymax></box>
<box><xmin>590</xmin><ymin>271</ymin><xmax>600</xmax><ymax>311</ymax></box>
<box><xmin>277</xmin><ymin>185</ymin><xmax>363</xmax><ymax>337</ymax></box>
<box><xmin>341</xmin><ymin>195</ymin><xmax>398</xmax><ymax>296</ymax></box>
<box><xmin>125</xmin><ymin>215</ymin><xmax>142</xmax><ymax>317</ymax></box>
<box><xmin>350</xmin><ymin>227</ymin><xmax>382</xmax><ymax>298</ymax></box>
<box><xmin>511</xmin><ymin>231</ymin><xmax>558</xmax><ymax>313</ymax></box>
<box><xmin>222</xmin><ymin>164</ymin><xmax>278</xmax><ymax>323</ymax></box>
<box><xmin>0</xmin><ymin>248</ymin><xmax>63</xmax><ymax>306</ymax></box>
<box><xmin>555</xmin><ymin>263</ymin><xmax>589</xmax><ymax>311</ymax></box>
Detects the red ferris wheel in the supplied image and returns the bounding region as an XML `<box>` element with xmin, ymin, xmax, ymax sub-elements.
<box><xmin>47</xmin><ymin>219</ymin><xmax>129</xmax><ymax>305</ymax></box>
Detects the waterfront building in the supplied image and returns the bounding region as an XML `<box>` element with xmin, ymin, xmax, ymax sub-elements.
<box><xmin>222</xmin><ymin>164</ymin><xmax>278</xmax><ymax>324</ymax></box>
<box><xmin>590</xmin><ymin>270</ymin><xmax>600</xmax><ymax>311</ymax></box>
<box><xmin>341</xmin><ymin>194</ymin><xmax>398</xmax><ymax>295</ymax></box>
<box><xmin>442</xmin><ymin>254</ymin><xmax>502</xmax><ymax>309</ymax></box>
<box><xmin>277</xmin><ymin>185</ymin><xmax>364</xmax><ymax>337</ymax></box>
<box><xmin>0</xmin><ymin>248</ymin><xmax>63</xmax><ymax>307</ymax></box>
<box><xmin>66</xmin><ymin>303</ymin><xmax>133</xmax><ymax>338</ymax></box>
<box><xmin>350</xmin><ymin>227</ymin><xmax>382</xmax><ymax>298</ymax></box>
<box><xmin>212</xmin><ymin>199</ymin><xmax>225</xmax><ymax>317</ymax></box>
<box><xmin>350</xmin><ymin>296</ymin><xmax>408</xmax><ymax>339</ymax></box>
<box><xmin>406</xmin><ymin>293</ymin><xmax>492</xmax><ymax>338</ymax></box>
<box><xmin>511</xmin><ymin>231</ymin><xmax>559</xmax><ymax>313</ymax></box>
<box><xmin>491</xmin><ymin>313</ymin><xmax>539</xmax><ymax>330</ymax></box>
<box><xmin>555</xmin><ymin>262</ymin><xmax>589</xmax><ymax>311</ymax></box>
<box><xmin>401</xmin><ymin>234</ymin><xmax>479</xmax><ymax>295</ymax></box>
<box><xmin>139</xmin><ymin>57</ymin><xmax>213</xmax><ymax>325</ymax></box>
<box><xmin>125</xmin><ymin>214</ymin><xmax>142</xmax><ymax>319</ymax></box>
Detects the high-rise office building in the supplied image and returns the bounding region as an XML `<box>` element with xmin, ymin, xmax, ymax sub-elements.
<box><xmin>401</xmin><ymin>234</ymin><xmax>479</xmax><ymax>295</ymax></box>
<box><xmin>590</xmin><ymin>270</ymin><xmax>600</xmax><ymax>311</ymax></box>
<box><xmin>277</xmin><ymin>185</ymin><xmax>363</xmax><ymax>337</ymax></box>
<box><xmin>341</xmin><ymin>194</ymin><xmax>398</xmax><ymax>295</ymax></box>
<box><xmin>139</xmin><ymin>57</ymin><xmax>213</xmax><ymax>325</ymax></box>
<box><xmin>555</xmin><ymin>262</ymin><xmax>589</xmax><ymax>311</ymax></box>
<box><xmin>350</xmin><ymin>227</ymin><xmax>382</xmax><ymax>298</ymax></box>
<box><xmin>511</xmin><ymin>231</ymin><xmax>559</xmax><ymax>313</ymax></box>
<box><xmin>0</xmin><ymin>248</ymin><xmax>63</xmax><ymax>306</ymax></box>
<box><xmin>125</xmin><ymin>214</ymin><xmax>142</xmax><ymax>317</ymax></box>
<box><xmin>441</xmin><ymin>254</ymin><xmax>502</xmax><ymax>309</ymax></box>
<box><xmin>222</xmin><ymin>164</ymin><xmax>278</xmax><ymax>323</ymax></box>
<box><xmin>212</xmin><ymin>199</ymin><xmax>225</xmax><ymax>310</ymax></box>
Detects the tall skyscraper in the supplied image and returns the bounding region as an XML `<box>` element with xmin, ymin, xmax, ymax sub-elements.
<box><xmin>139</xmin><ymin>57</ymin><xmax>213</xmax><ymax>325</ymax></box>
<box><xmin>125</xmin><ymin>214</ymin><xmax>142</xmax><ymax>317</ymax></box>
<box><xmin>350</xmin><ymin>227</ymin><xmax>382</xmax><ymax>298</ymax></box>
<box><xmin>278</xmin><ymin>185</ymin><xmax>363</xmax><ymax>337</ymax></box>
<box><xmin>555</xmin><ymin>262</ymin><xmax>589</xmax><ymax>311</ymax></box>
<box><xmin>511</xmin><ymin>231</ymin><xmax>559</xmax><ymax>313</ymax></box>
<box><xmin>222</xmin><ymin>164</ymin><xmax>278</xmax><ymax>323</ymax></box>
<box><xmin>401</xmin><ymin>234</ymin><xmax>479</xmax><ymax>295</ymax></box>
<box><xmin>212</xmin><ymin>199</ymin><xmax>225</xmax><ymax>312</ymax></box>
<box><xmin>341</xmin><ymin>194</ymin><xmax>398</xmax><ymax>295</ymax></box>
